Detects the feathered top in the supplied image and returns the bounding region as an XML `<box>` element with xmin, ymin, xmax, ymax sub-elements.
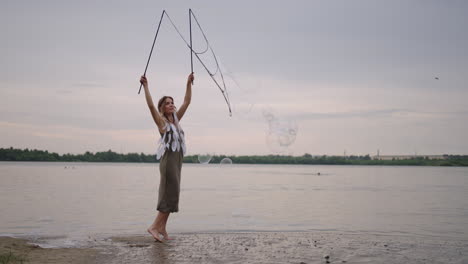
<box><xmin>156</xmin><ymin>112</ymin><xmax>186</xmax><ymax>160</ymax></box>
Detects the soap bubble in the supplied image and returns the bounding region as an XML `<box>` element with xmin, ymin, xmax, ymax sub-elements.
<box><xmin>262</xmin><ymin>107</ymin><xmax>299</xmax><ymax>153</ymax></box>
<box><xmin>220</xmin><ymin>157</ymin><xmax>233</xmax><ymax>164</ymax></box>
<box><xmin>262</xmin><ymin>107</ymin><xmax>276</xmax><ymax>122</ymax></box>
<box><xmin>266</xmin><ymin>132</ymin><xmax>287</xmax><ymax>153</ymax></box>
<box><xmin>198</xmin><ymin>154</ymin><xmax>213</xmax><ymax>164</ymax></box>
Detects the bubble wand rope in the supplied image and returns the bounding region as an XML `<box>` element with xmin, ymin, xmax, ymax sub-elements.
<box><xmin>137</xmin><ymin>10</ymin><xmax>232</xmax><ymax>115</ymax></box>
<box><xmin>138</xmin><ymin>10</ymin><xmax>166</xmax><ymax>94</ymax></box>
<box><xmin>190</xmin><ymin>10</ymin><xmax>229</xmax><ymax>108</ymax></box>
<box><xmin>165</xmin><ymin>10</ymin><xmax>232</xmax><ymax>115</ymax></box>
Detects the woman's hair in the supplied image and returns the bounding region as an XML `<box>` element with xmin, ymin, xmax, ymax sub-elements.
<box><xmin>157</xmin><ymin>96</ymin><xmax>174</xmax><ymax>118</ymax></box>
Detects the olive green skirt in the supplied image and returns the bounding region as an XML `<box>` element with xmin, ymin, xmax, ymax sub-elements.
<box><xmin>157</xmin><ymin>149</ymin><xmax>183</xmax><ymax>213</ymax></box>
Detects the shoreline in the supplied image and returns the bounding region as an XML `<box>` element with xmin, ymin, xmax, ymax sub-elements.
<box><xmin>1</xmin><ymin>160</ymin><xmax>468</xmax><ymax>168</ymax></box>
<box><xmin>2</xmin><ymin>148</ymin><xmax>467</xmax><ymax>166</ymax></box>
<box><xmin>2</xmin><ymin>231</ymin><xmax>467</xmax><ymax>264</ymax></box>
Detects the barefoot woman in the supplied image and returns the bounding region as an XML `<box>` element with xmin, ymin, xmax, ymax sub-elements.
<box><xmin>140</xmin><ymin>73</ymin><xmax>194</xmax><ymax>242</ymax></box>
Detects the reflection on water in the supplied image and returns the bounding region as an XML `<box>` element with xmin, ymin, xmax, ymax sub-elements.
<box><xmin>0</xmin><ymin>162</ymin><xmax>467</xmax><ymax>245</ymax></box>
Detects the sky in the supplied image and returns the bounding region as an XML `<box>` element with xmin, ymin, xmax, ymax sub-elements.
<box><xmin>1</xmin><ymin>0</ymin><xmax>468</xmax><ymax>156</ymax></box>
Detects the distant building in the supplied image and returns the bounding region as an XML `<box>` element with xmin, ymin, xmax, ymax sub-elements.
<box><xmin>372</xmin><ymin>155</ymin><xmax>448</xmax><ymax>160</ymax></box>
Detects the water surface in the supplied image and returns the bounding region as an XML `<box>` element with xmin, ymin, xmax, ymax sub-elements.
<box><xmin>1</xmin><ymin>162</ymin><xmax>467</xmax><ymax>245</ymax></box>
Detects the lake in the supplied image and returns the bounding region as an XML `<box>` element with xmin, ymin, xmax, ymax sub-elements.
<box><xmin>0</xmin><ymin>162</ymin><xmax>467</xmax><ymax>246</ymax></box>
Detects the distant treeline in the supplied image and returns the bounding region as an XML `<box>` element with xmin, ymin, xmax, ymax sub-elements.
<box><xmin>1</xmin><ymin>147</ymin><xmax>468</xmax><ymax>166</ymax></box>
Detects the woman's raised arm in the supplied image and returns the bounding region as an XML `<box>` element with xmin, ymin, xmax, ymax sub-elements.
<box><xmin>177</xmin><ymin>73</ymin><xmax>194</xmax><ymax>121</ymax></box>
<box><xmin>140</xmin><ymin>76</ymin><xmax>166</xmax><ymax>133</ymax></box>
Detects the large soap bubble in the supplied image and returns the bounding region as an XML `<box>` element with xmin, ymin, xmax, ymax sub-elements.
<box><xmin>220</xmin><ymin>157</ymin><xmax>233</xmax><ymax>164</ymax></box>
<box><xmin>197</xmin><ymin>154</ymin><xmax>213</xmax><ymax>164</ymax></box>
<box><xmin>262</xmin><ymin>107</ymin><xmax>299</xmax><ymax>153</ymax></box>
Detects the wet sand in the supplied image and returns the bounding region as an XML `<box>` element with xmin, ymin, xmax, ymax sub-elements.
<box><xmin>1</xmin><ymin>232</ymin><xmax>467</xmax><ymax>264</ymax></box>
<box><xmin>0</xmin><ymin>236</ymin><xmax>100</xmax><ymax>264</ymax></box>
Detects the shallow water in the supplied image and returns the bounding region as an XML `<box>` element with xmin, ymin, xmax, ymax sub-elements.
<box><xmin>0</xmin><ymin>162</ymin><xmax>467</xmax><ymax>246</ymax></box>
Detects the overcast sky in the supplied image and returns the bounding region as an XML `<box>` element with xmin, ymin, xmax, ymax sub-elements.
<box><xmin>1</xmin><ymin>0</ymin><xmax>467</xmax><ymax>156</ymax></box>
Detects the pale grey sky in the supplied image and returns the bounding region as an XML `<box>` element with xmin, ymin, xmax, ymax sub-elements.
<box><xmin>1</xmin><ymin>0</ymin><xmax>467</xmax><ymax>156</ymax></box>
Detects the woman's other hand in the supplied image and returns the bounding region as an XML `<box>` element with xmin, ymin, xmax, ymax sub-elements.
<box><xmin>140</xmin><ymin>75</ymin><xmax>148</xmax><ymax>86</ymax></box>
<box><xmin>187</xmin><ymin>72</ymin><xmax>194</xmax><ymax>83</ymax></box>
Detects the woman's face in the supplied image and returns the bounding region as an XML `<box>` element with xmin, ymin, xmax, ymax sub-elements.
<box><xmin>162</xmin><ymin>98</ymin><xmax>175</xmax><ymax>115</ymax></box>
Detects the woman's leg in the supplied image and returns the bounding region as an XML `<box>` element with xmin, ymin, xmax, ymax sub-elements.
<box><xmin>161</xmin><ymin>213</ymin><xmax>172</xmax><ymax>240</ymax></box>
<box><xmin>147</xmin><ymin>212</ymin><xmax>165</xmax><ymax>242</ymax></box>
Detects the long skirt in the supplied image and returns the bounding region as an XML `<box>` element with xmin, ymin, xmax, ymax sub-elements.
<box><xmin>157</xmin><ymin>149</ymin><xmax>183</xmax><ymax>212</ymax></box>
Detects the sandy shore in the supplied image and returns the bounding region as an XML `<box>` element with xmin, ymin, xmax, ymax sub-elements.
<box><xmin>0</xmin><ymin>236</ymin><xmax>100</xmax><ymax>264</ymax></box>
<box><xmin>1</xmin><ymin>232</ymin><xmax>467</xmax><ymax>264</ymax></box>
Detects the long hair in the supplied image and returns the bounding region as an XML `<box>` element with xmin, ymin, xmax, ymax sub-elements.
<box><xmin>157</xmin><ymin>96</ymin><xmax>174</xmax><ymax>121</ymax></box>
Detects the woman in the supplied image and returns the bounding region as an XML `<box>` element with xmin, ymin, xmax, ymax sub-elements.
<box><xmin>140</xmin><ymin>72</ymin><xmax>194</xmax><ymax>242</ymax></box>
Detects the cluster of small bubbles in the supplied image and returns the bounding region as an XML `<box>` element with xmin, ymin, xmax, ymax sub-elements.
<box><xmin>220</xmin><ymin>157</ymin><xmax>233</xmax><ymax>164</ymax></box>
<box><xmin>262</xmin><ymin>107</ymin><xmax>299</xmax><ymax>153</ymax></box>
<box><xmin>197</xmin><ymin>154</ymin><xmax>213</xmax><ymax>164</ymax></box>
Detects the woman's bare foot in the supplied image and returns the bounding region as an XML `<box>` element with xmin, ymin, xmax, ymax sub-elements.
<box><xmin>147</xmin><ymin>228</ymin><xmax>163</xmax><ymax>242</ymax></box>
<box><xmin>160</xmin><ymin>229</ymin><xmax>172</xmax><ymax>240</ymax></box>
<box><xmin>155</xmin><ymin>226</ymin><xmax>172</xmax><ymax>240</ymax></box>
